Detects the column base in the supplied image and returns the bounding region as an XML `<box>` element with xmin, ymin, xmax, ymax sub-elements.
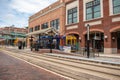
<box><xmin>104</xmin><ymin>48</ymin><xmax>117</xmax><ymax>54</ymax></box>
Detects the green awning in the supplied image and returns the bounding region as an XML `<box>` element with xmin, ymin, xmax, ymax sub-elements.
<box><xmin>10</xmin><ymin>32</ymin><xmax>26</xmax><ymax>37</ymax></box>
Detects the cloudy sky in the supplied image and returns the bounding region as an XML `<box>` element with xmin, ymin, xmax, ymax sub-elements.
<box><xmin>0</xmin><ymin>0</ymin><xmax>58</xmax><ymax>28</ymax></box>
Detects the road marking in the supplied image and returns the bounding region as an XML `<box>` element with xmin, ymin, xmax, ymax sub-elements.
<box><xmin>1</xmin><ymin>50</ymin><xmax>74</xmax><ymax>80</ymax></box>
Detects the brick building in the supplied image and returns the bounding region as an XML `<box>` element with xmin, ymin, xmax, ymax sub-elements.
<box><xmin>0</xmin><ymin>26</ymin><xmax>28</xmax><ymax>46</ymax></box>
<box><xmin>28</xmin><ymin>0</ymin><xmax>120</xmax><ymax>54</ymax></box>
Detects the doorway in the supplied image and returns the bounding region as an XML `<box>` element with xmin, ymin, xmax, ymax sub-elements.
<box><xmin>117</xmin><ymin>32</ymin><xmax>120</xmax><ymax>53</ymax></box>
<box><xmin>85</xmin><ymin>32</ymin><xmax>104</xmax><ymax>52</ymax></box>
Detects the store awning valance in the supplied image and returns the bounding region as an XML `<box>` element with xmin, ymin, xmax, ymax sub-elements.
<box><xmin>27</xmin><ymin>27</ymin><xmax>58</xmax><ymax>36</ymax></box>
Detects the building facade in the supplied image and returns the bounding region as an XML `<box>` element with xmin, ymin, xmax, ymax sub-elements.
<box><xmin>0</xmin><ymin>26</ymin><xmax>28</xmax><ymax>46</ymax></box>
<box><xmin>28</xmin><ymin>0</ymin><xmax>120</xmax><ymax>54</ymax></box>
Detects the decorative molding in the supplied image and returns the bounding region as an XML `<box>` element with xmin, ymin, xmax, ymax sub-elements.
<box><xmin>66</xmin><ymin>25</ymin><xmax>78</xmax><ymax>30</ymax></box>
<box><xmin>85</xmin><ymin>20</ymin><xmax>102</xmax><ymax>26</ymax></box>
<box><xmin>109</xmin><ymin>0</ymin><xmax>113</xmax><ymax>15</ymax></box>
<box><xmin>112</xmin><ymin>17</ymin><xmax>120</xmax><ymax>22</ymax></box>
<box><xmin>104</xmin><ymin>48</ymin><xmax>117</xmax><ymax>54</ymax></box>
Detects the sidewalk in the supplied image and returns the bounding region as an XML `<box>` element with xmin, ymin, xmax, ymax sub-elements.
<box><xmin>4</xmin><ymin>46</ymin><xmax>120</xmax><ymax>58</ymax></box>
<box><xmin>99</xmin><ymin>54</ymin><xmax>120</xmax><ymax>58</ymax></box>
<box><xmin>3</xmin><ymin>46</ymin><xmax>120</xmax><ymax>65</ymax></box>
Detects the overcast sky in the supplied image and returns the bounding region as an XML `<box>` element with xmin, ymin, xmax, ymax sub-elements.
<box><xmin>0</xmin><ymin>0</ymin><xmax>58</xmax><ymax>28</ymax></box>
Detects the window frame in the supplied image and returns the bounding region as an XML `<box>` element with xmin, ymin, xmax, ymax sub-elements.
<box><xmin>41</xmin><ymin>22</ymin><xmax>48</xmax><ymax>29</ymax></box>
<box><xmin>112</xmin><ymin>0</ymin><xmax>120</xmax><ymax>14</ymax></box>
<box><xmin>67</xmin><ymin>7</ymin><xmax>78</xmax><ymax>24</ymax></box>
<box><xmin>34</xmin><ymin>25</ymin><xmax>40</xmax><ymax>31</ymax></box>
<box><xmin>86</xmin><ymin>0</ymin><xmax>101</xmax><ymax>20</ymax></box>
<box><xmin>50</xmin><ymin>19</ymin><xmax>59</xmax><ymax>30</ymax></box>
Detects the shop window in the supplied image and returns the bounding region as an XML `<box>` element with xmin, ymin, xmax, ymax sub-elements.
<box><xmin>86</xmin><ymin>0</ymin><xmax>101</xmax><ymax>20</ymax></box>
<box><xmin>113</xmin><ymin>0</ymin><xmax>120</xmax><ymax>14</ymax></box>
<box><xmin>67</xmin><ymin>7</ymin><xmax>77</xmax><ymax>24</ymax></box>
<box><xmin>66</xmin><ymin>36</ymin><xmax>77</xmax><ymax>46</ymax></box>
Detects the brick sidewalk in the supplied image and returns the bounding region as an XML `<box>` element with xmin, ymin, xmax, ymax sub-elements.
<box><xmin>0</xmin><ymin>51</ymin><xmax>68</xmax><ymax>80</ymax></box>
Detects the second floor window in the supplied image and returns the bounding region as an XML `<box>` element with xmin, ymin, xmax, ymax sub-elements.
<box><xmin>67</xmin><ymin>7</ymin><xmax>77</xmax><ymax>24</ymax></box>
<box><xmin>113</xmin><ymin>0</ymin><xmax>120</xmax><ymax>14</ymax></box>
<box><xmin>35</xmin><ymin>25</ymin><xmax>40</xmax><ymax>31</ymax></box>
<box><xmin>50</xmin><ymin>19</ymin><xmax>59</xmax><ymax>30</ymax></box>
<box><xmin>29</xmin><ymin>28</ymin><xmax>33</xmax><ymax>32</ymax></box>
<box><xmin>41</xmin><ymin>22</ymin><xmax>48</xmax><ymax>29</ymax></box>
<box><xmin>86</xmin><ymin>0</ymin><xmax>101</xmax><ymax>20</ymax></box>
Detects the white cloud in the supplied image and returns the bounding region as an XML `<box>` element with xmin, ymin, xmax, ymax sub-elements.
<box><xmin>0</xmin><ymin>13</ymin><xmax>27</xmax><ymax>27</ymax></box>
<box><xmin>10</xmin><ymin>0</ymin><xmax>58</xmax><ymax>14</ymax></box>
<box><xmin>0</xmin><ymin>0</ymin><xmax>58</xmax><ymax>28</ymax></box>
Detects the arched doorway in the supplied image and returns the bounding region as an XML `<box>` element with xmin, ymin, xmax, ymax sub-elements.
<box><xmin>66</xmin><ymin>34</ymin><xmax>79</xmax><ymax>51</ymax></box>
<box><xmin>111</xmin><ymin>31</ymin><xmax>120</xmax><ymax>53</ymax></box>
<box><xmin>85</xmin><ymin>31</ymin><xmax>104</xmax><ymax>52</ymax></box>
<box><xmin>117</xmin><ymin>32</ymin><xmax>120</xmax><ymax>53</ymax></box>
<box><xmin>110</xmin><ymin>27</ymin><xmax>120</xmax><ymax>53</ymax></box>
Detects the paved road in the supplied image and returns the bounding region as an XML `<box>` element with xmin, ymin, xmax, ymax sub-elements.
<box><xmin>0</xmin><ymin>51</ymin><xmax>67</xmax><ymax>80</ymax></box>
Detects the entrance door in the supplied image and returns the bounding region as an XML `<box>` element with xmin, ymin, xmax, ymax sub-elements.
<box><xmin>117</xmin><ymin>32</ymin><xmax>120</xmax><ymax>53</ymax></box>
<box><xmin>92</xmin><ymin>40</ymin><xmax>103</xmax><ymax>52</ymax></box>
<box><xmin>117</xmin><ymin>38</ymin><xmax>120</xmax><ymax>53</ymax></box>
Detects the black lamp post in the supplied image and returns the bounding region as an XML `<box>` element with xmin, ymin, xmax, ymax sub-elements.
<box><xmin>30</xmin><ymin>35</ymin><xmax>33</xmax><ymax>51</ymax></box>
<box><xmin>38</xmin><ymin>34</ymin><xmax>41</xmax><ymax>49</ymax></box>
<box><xmin>86</xmin><ymin>24</ymin><xmax>90</xmax><ymax>58</ymax></box>
<box><xmin>50</xmin><ymin>30</ymin><xmax>53</xmax><ymax>53</ymax></box>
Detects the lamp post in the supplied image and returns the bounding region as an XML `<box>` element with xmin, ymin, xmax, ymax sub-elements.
<box><xmin>50</xmin><ymin>30</ymin><xmax>53</xmax><ymax>53</ymax></box>
<box><xmin>38</xmin><ymin>34</ymin><xmax>41</xmax><ymax>49</ymax></box>
<box><xmin>86</xmin><ymin>24</ymin><xmax>90</xmax><ymax>58</ymax></box>
<box><xmin>30</xmin><ymin>35</ymin><xmax>33</xmax><ymax>51</ymax></box>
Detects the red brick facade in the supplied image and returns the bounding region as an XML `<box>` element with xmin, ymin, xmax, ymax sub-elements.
<box><xmin>29</xmin><ymin>0</ymin><xmax>120</xmax><ymax>54</ymax></box>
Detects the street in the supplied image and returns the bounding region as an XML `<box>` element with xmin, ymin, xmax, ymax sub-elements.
<box><xmin>0</xmin><ymin>51</ymin><xmax>67</xmax><ymax>80</ymax></box>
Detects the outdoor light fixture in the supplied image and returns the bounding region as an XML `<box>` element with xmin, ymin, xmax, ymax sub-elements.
<box><xmin>79</xmin><ymin>37</ymin><xmax>81</xmax><ymax>42</ymax></box>
<box><xmin>112</xmin><ymin>37</ymin><xmax>115</xmax><ymax>40</ymax></box>
<box><xmin>86</xmin><ymin>24</ymin><xmax>90</xmax><ymax>58</ymax></box>
<box><xmin>112</xmin><ymin>36</ymin><xmax>115</xmax><ymax>42</ymax></box>
<box><xmin>104</xmin><ymin>35</ymin><xmax>108</xmax><ymax>39</ymax></box>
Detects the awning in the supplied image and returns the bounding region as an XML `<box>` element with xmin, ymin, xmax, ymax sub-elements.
<box><xmin>27</xmin><ymin>27</ymin><xmax>58</xmax><ymax>36</ymax></box>
<box><xmin>11</xmin><ymin>32</ymin><xmax>26</xmax><ymax>37</ymax></box>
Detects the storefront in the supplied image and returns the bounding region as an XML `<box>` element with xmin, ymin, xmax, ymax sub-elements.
<box><xmin>84</xmin><ymin>32</ymin><xmax>104</xmax><ymax>52</ymax></box>
<box><xmin>65</xmin><ymin>34</ymin><xmax>79</xmax><ymax>52</ymax></box>
<box><xmin>27</xmin><ymin>27</ymin><xmax>59</xmax><ymax>49</ymax></box>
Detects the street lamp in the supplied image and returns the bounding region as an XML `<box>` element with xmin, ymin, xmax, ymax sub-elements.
<box><xmin>86</xmin><ymin>24</ymin><xmax>90</xmax><ymax>58</ymax></box>
<box><xmin>30</xmin><ymin>35</ymin><xmax>33</xmax><ymax>51</ymax></box>
<box><xmin>50</xmin><ymin>29</ymin><xmax>53</xmax><ymax>53</ymax></box>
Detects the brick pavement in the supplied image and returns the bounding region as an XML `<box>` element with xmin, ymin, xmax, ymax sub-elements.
<box><xmin>0</xmin><ymin>51</ymin><xmax>68</xmax><ymax>80</ymax></box>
